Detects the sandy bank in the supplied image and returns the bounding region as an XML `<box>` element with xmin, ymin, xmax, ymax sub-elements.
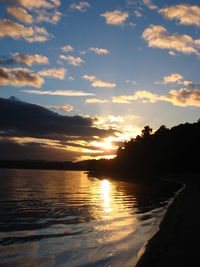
<box><xmin>136</xmin><ymin>174</ymin><xmax>200</xmax><ymax>267</ymax></box>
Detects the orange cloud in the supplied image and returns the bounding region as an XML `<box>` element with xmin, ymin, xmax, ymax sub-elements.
<box><xmin>59</xmin><ymin>55</ymin><xmax>84</xmax><ymax>66</ymax></box>
<box><xmin>159</xmin><ymin>4</ymin><xmax>200</xmax><ymax>27</ymax></box>
<box><xmin>85</xmin><ymin>98</ymin><xmax>109</xmax><ymax>104</ymax></box>
<box><xmin>0</xmin><ymin>19</ymin><xmax>50</xmax><ymax>42</ymax></box>
<box><xmin>101</xmin><ymin>10</ymin><xmax>128</xmax><ymax>25</ymax></box>
<box><xmin>2</xmin><ymin>0</ymin><xmax>61</xmax><ymax>10</ymax></box>
<box><xmin>142</xmin><ymin>25</ymin><xmax>200</xmax><ymax>56</ymax></box>
<box><xmin>47</xmin><ymin>104</ymin><xmax>74</xmax><ymax>112</ymax></box>
<box><xmin>7</xmin><ymin>6</ymin><xmax>33</xmax><ymax>24</ymax></box>
<box><xmin>82</xmin><ymin>74</ymin><xmax>116</xmax><ymax>88</ymax></box>
<box><xmin>112</xmin><ymin>89</ymin><xmax>200</xmax><ymax>107</ymax></box>
<box><xmin>38</xmin><ymin>68</ymin><xmax>66</xmax><ymax>80</ymax></box>
<box><xmin>89</xmin><ymin>47</ymin><xmax>110</xmax><ymax>55</ymax></box>
<box><xmin>14</xmin><ymin>53</ymin><xmax>49</xmax><ymax>66</ymax></box>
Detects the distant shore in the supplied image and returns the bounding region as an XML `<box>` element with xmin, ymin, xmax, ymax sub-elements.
<box><xmin>0</xmin><ymin>160</ymin><xmax>88</xmax><ymax>171</ymax></box>
<box><xmin>135</xmin><ymin>173</ymin><xmax>200</xmax><ymax>267</ymax></box>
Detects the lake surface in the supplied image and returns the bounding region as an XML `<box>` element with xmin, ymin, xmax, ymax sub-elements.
<box><xmin>0</xmin><ymin>169</ymin><xmax>180</xmax><ymax>267</ymax></box>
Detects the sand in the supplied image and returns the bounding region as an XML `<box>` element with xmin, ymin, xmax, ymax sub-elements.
<box><xmin>135</xmin><ymin>174</ymin><xmax>200</xmax><ymax>267</ymax></box>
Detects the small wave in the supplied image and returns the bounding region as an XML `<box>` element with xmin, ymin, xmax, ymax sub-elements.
<box><xmin>0</xmin><ymin>228</ymin><xmax>93</xmax><ymax>246</ymax></box>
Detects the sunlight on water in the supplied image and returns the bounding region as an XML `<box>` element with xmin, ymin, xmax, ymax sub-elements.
<box><xmin>0</xmin><ymin>169</ymin><xmax>180</xmax><ymax>267</ymax></box>
<box><xmin>101</xmin><ymin>179</ymin><xmax>112</xmax><ymax>214</ymax></box>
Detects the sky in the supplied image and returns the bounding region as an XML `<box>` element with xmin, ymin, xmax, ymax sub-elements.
<box><xmin>0</xmin><ymin>0</ymin><xmax>200</xmax><ymax>161</ymax></box>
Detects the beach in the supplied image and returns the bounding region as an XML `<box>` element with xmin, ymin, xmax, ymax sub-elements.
<box><xmin>136</xmin><ymin>174</ymin><xmax>200</xmax><ymax>267</ymax></box>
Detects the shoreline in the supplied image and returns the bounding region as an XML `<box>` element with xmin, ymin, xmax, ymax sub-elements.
<box><xmin>135</xmin><ymin>173</ymin><xmax>200</xmax><ymax>267</ymax></box>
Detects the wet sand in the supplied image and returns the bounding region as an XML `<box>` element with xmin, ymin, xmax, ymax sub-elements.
<box><xmin>136</xmin><ymin>174</ymin><xmax>200</xmax><ymax>267</ymax></box>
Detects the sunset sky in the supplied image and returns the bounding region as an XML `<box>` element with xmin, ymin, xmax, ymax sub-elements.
<box><xmin>0</xmin><ymin>0</ymin><xmax>200</xmax><ymax>161</ymax></box>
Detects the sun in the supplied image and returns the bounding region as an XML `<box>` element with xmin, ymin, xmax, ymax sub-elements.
<box><xmin>102</xmin><ymin>138</ymin><xmax>113</xmax><ymax>151</ymax></box>
<box><xmin>91</xmin><ymin>136</ymin><xmax>116</xmax><ymax>153</ymax></box>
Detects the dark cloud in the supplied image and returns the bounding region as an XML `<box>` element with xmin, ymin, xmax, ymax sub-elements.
<box><xmin>0</xmin><ymin>53</ymin><xmax>48</xmax><ymax>67</ymax></box>
<box><xmin>0</xmin><ymin>67</ymin><xmax>44</xmax><ymax>87</ymax></box>
<box><xmin>0</xmin><ymin>139</ymin><xmax>113</xmax><ymax>161</ymax></box>
<box><xmin>0</xmin><ymin>19</ymin><xmax>49</xmax><ymax>42</ymax></box>
<box><xmin>188</xmin><ymin>83</ymin><xmax>200</xmax><ymax>90</ymax></box>
<box><xmin>0</xmin><ymin>140</ymin><xmax>80</xmax><ymax>161</ymax></box>
<box><xmin>0</xmin><ymin>56</ymin><xmax>16</xmax><ymax>66</ymax></box>
<box><xmin>0</xmin><ymin>97</ymin><xmax>115</xmax><ymax>140</ymax></box>
<box><xmin>0</xmin><ymin>97</ymin><xmax>117</xmax><ymax>161</ymax></box>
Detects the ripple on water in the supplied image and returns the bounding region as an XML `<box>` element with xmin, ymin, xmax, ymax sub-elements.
<box><xmin>0</xmin><ymin>169</ymin><xmax>181</xmax><ymax>267</ymax></box>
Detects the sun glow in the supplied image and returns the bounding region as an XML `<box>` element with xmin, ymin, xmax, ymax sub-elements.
<box><xmin>101</xmin><ymin>138</ymin><xmax>113</xmax><ymax>150</ymax></box>
<box><xmin>92</xmin><ymin>136</ymin><xmax>117</xmax><ymax>152</ymax></box>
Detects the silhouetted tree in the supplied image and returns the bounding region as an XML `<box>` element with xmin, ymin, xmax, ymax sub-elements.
<box><xmin>141</xmin><ymin>126</ymin><xmax>153</xmax><ymax>138</ymax></box>
<box><xmin>88</xmin><ymin>121</ymin><xmax>200</xmax><ymax>176</ymax></box>
<box><xmin>155</xmin><ymin>125</ymin><xmax>169</xmax><ymax>135</ymax></box>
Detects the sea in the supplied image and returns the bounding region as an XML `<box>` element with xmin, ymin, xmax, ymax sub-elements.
<box><xmin>0</xmin><ymin>169</ymin><xmax>181</xmax><ymax>267</ymax></box>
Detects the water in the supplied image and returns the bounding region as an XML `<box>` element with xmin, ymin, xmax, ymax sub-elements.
<box><xmin>0</xmin><ymin>169</ymin><xmax>180</xmax><ymax>267</ymax></box>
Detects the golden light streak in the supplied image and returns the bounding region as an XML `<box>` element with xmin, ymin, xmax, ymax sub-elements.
<box><xmin>100</xmin><ymin>179</ymin><xmax>112</xmax><ymax>214</ymax></box>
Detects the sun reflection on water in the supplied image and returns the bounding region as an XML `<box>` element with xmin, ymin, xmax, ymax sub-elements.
<box><xmin>100</xmin><ymin>179</ymin><xmax>112</xmax><ymax>215</ymax></box>
<box><xmin>0</xmin><ymin>170</ymin><xmax>157</xmax><ymax>267</ymax></box>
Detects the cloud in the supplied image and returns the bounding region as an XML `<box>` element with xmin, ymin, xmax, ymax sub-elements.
<box><xmin>0</xmin><ymin>137</ymin><xmax>117</xmax><ymax>161</ymax></box>
<box><xmin>187</xmin><ymin>83</ymin><xmax>200</xmax><ymax>90</ymax></box>
<box><xmin>0</xmin><ymin>97</ymin><xmax>142</xmax><ymax>161</ymax></box>
<box><xmin>94</xmin><ymin>114</ymin><xmax>142</xmax><ymax>141</ymax></box>
<box><xmin>25</xmin><ymin>26</ymin><xmax>50</xmax><ymax>43</ymax></box>
<box><xmin>101</xmin><ymin>10</ymin><xmax>129</xmax><ymax>25</ymax></box>
<box><xmin>70</xmin><ymin>2</ymin><xmax>90</xmax><ymax>13</ymax></box>
<box><xmin>0</xmin><ymin>19</ymin><xmax>33</xmax><ymax>39</ymax></box>
<box><xmin>61</xmin><ymin>45</ymin><xmax>74</xmax><ymax>53</ymax></box>
<box><xmin>85</xmin><ymin>98</ymin><xmax>109</xmax><ymax>104</ymax></box>
<box><xmin>131</xmin><ymin>90</ymin><xmax>161</xmax><ymax>103</ymax></box>
<box><xmin>0</xmin><ymin>139</ymin><xmax>81</xmax><ymax>161</ymax></box>
<box><xmin>0</xmin><ymin>96</ymin><xmax>114</xmax><ymax>141</ymax></box>
<box><xmin>38</xmin><ymin>68</ymin><xmax>66</xmax><ymax>80</ymax></box>
<box><xmin>35</xmin><ymin>10</ymin><xmax>62</xmax><ymax>24</ymax></box>
<box><xmin>82</xmin><ymin>75</ymin><xmax>96</xmax><ymax>82</ymax></box>
<box><xmin>129</xmin><ymin>22</ymin><xmax>136</xmax><ymax>28</ymax></box>
<box><xmin>0</xmin><ymin>67</ymin><xmax>44</xmax><ymax>87</ymax></box>
<box><xmin>0</xmin><ymin>0</ymin><xmax>61</xmax><ymax>10</ymax></box>
<box><xmin>112</xmin><ymin>95</ymin><xmax>137</xmax><ymax>104</ymax></box>
<box><xmin>13</xmin><ymin>53</ymin><xmax>49</xmax><ymax>66</ymax></box>
<box><xmin>126</xmin><ymin>79</ymin><xmax>137</xmax><ymax>85</ymax></box>
<box><xmin>82</xmin><ymin>74</ymin><xmax>116</xmax><ymax>88</ymax></box>
<box><xmin>6</xmin><ymin>7</ymin><xmax>33</xmax><ymax>24</ymax></box>
<box><xmin>134</xmin><ymin>10</ymin><xmax>142</xmax><ymax>17</ymax></box>
<box><xmin>89</xmin><ymin>47</ymin><xmax>110</xmax><ymax>55</ymax></box>
<box><xmin>142</xmin><ymin>25</ymin><xmax>200</xmax><ymax>56</ymax></box>
<box><xmin>159</xmin><ymin>4</ymin><xmax>200</xmax><ymax>27</ymax></box>
<box><xmin>169</xmin><ymin>50</ymin><xmax>176</xmax><ymax>56</ymax></box>
<box><xmin>47</xmin><ymin>104</ymin><xmax>74</xmax><ymax>112</ymax></box>
<box><xmin>161</xmin><ymin>88</ymin><xmax>200</xmax><ymax>107</ymax></box>
<box><xmin>155</xmin><ymin>73</ymin><xmax>192</xmax><ymax>86</ymax></box>
<box><xmin>112</xmin><ymin>88</ymin><xmax>200</xmax><ymax>107</ymax></box>
<box><xmin>0</xmin><ymin>57</ymin><xmax>16</xmax><ymax>66</ymax></box>
<box><xmin>0</xmin><ymin>53</ymin><xmax>48</xmax><ymax>67</ymax></box>
<box><xmin>59</xmin><ymin>55</ymin><xmax>84</xmax><ymax>66</ymax></box>
<box><xmin>0</xmin><ymin>19</ymin><xmax>50</xmax><ymax>42</ymax></box>
<box><xmin>21</xmin><ymin>89</ymin><xmax>94</xmax><ymax>96</ymax></box>
<box><xmin>143</xmin><ymin>0</ymin><xmax>157</xmax><ymax>10</ymax></box>
<box><xmin>155</xmin><ymin>73</ymin><xmax>183</xmax><ymax>85</ymax></box>
<box><xmin>92</xmin><ymin>80</ymin><xmax>116</xmax><ymax>88</ymax></box>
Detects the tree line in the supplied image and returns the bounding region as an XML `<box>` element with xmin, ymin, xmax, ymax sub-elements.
<box><xmin>88</xmin><ymin>120</ymin><xmax>200</xmax><ymax>175</ymax></box>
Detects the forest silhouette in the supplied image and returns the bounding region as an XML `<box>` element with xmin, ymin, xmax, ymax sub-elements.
<box><xmin>88</xmin><ymin>120</ymin><xmax>200</xmax><ymax>176</ymax></box>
